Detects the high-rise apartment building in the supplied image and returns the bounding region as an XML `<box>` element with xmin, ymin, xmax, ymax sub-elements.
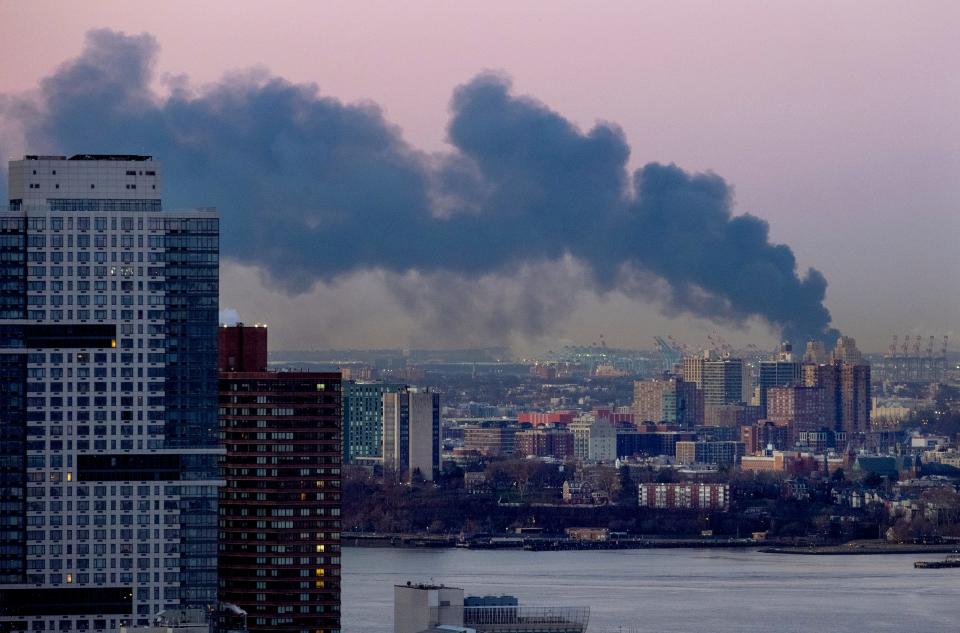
<box><xmin>382</xmin><ymin>389</ymin><xmax>441</xmax><ymax>481</ymax></box>
<box><xmin>803</xmin><ymin>349</ymin><xmax>871</xmax><ymax>439</ymax></box>
<box><xmin>680</xmin><ymin>355</ymin><xmax>704</xmax><ymax>388</ymax></box>
<box><xmin>757</xmin><ymin>359</ymin><xmax>802</xmax><ymax>416</ymax></box>
<box><xmin>218</xmin><ymin>367</ymin><xmax>342</xmax><ymax>633</ymax></box>
<box><xmin>833</xmin><ymin>336</ymin><xmax>863</xmax><ymax>365</ymax></box>
<box><xmin>632</xmin><ymin>375</ymin><xmax>702</xmax><ymax>426</ymax></box>
<box><xmin>0</xmin><ymin>155</ymin><xmax>220</xmax><ymax>630</ymax></box>
<box><xmin>840</xmin><ymin>363</ymin><xmax>871</xmax><ymax>435</ymax></box>
<box><xmin>341</xmin><ymin>381</ymin><xmax>405</xmax><ymax>465</ymax></box>
<box><xmin>701</xmin><ymin>358</ymin><xmax>744</xmax><ymax>406</ymax></box>
<box><xmin>766</xmin><ymin>386</ymin><xmax>826</xmax><ymax>444</ymax></box>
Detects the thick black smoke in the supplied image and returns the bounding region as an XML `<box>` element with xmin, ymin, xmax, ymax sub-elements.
<box><xmin>1</xmin><ymin>29</ymin><xmax>838</xmax><ymax>345</ymax></box>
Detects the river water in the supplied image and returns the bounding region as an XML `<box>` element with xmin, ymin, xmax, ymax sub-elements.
<box><xmin>342</xmin><ymin>546</ymin><xmax>959</xmax><ymax>632</ymax></box>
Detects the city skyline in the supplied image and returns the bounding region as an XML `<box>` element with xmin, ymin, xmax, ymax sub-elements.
<box><xmin>4</xmin><ymin>5</ymin><xmax>960</xmax><ymax>633</ymax></box>
<box><xmin>1</xmin><ymin>2</ymin><xmax>958</xmax><ymax>353</ymax></box>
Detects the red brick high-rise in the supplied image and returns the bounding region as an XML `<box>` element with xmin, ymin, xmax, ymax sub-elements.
<box><xmin>218</xmin><ymin>325</ymin><xmax>342</xmax><ymax>633</ymax></box>
<box><xmin>219</xmin><ymin>323</ymin><xmax>268</xmax><ymax>372</ymax></box>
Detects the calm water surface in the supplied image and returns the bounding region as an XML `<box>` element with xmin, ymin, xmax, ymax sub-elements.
<box><xmin>342</xmin><ymin>547</ymin><xmax>959</xmax><ymax>632</ymax></box>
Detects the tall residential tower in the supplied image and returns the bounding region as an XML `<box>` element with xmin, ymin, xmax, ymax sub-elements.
<box><xmin>217</xmin><ymin>325</ymin><xmax>342</xmax><ymax>633</ymax></box>
<box><xmin>0</xmin><ymin>155</ymin><xmax>220</xmax><ymax>631</ymax></box>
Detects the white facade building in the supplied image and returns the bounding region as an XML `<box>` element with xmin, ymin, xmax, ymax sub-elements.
<box><xmin>382</xmin><ymin>389</ymin><xmax>441</xmax><ymax>481</ymax></box>
<box><xmin>0</xmin><ymin>155</ymin><xmax>220</xmax><ymax>632</ymax></box>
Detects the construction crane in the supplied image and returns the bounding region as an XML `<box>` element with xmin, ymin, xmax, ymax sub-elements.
<box><xmin>889</xmin><ymin>335</ymin><xmax>898</xmax><ymax>357</ymax></box>
<box><xmin>653</xmin><ymin>336</ymin><xmax>683</xmax><ymax>372</ymax></box>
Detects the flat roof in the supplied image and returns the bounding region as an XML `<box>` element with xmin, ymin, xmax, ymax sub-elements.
<box><xmin>68</xmin><ymin>154</ymin><xmax>153</xmax><ymax>161</ymax></box>
<box><xmin>21</xmin><ymin>154</ymin><xmax>154</xmax><ymax>161</ymax></box>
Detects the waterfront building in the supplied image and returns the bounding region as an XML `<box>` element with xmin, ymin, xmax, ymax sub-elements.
<box><xmin>0</xmin><ymin>155</ymin><xmax>219</xmax><ymax>630</ymax></box>
<box><xmin>342</xmin><ymin>381</ymin><xmax>406</xmax><ymax>465</ymax></box>
<box><xmin>383</xmin><ymin>389</ymin><xmax>441</xmax><ymax>481</ymax></box>
<box><xmin>218</xmin><ymin>330</ymin><xmax>342</xmax><ymax>633</ymax></box>
<box><xmin>394</xmin><ymin>583</ymin><xmax>588</xmax><ymax>633</ymax></box>
<box><xmin>637</xmin><ymin>483</ymin><xmax>730</xmax><ymax>511</ymax></box>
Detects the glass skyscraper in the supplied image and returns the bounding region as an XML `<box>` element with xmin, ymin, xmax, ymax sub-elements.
<box><xmin>0</xmin><ymin>155</ymin><xmax>220</xmax><ymax>631</ymax></box>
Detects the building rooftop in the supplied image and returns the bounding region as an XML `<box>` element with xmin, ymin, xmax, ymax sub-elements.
<box><xmin>21</xmin><ymin>154</ymin><xmax>154</xmax><ymax>161</ymax></box>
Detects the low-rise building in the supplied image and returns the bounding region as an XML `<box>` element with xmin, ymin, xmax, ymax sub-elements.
<box><xmin>462</xmin><ymin>420</ymin><xmax>520</xmax><ymax>456</ymax></box>
<box><xmin>394</xmin><ymin>583</ymin><xmax>589</xmax><ymax>633</ymax></box>
<box><xmin>570</xmin><ymin>416</ymin><xmax>617</xmax><ymax>463</ymax></box>
<box><xmin>515</xmin><ymin>427</ymin><xmax>574</xmax><ymax>460</ymax></box>
<box><xmin>675</xmin><ymin>440</ymin><xmax>745</xmax><ymax>467</ymax></box>
<box><xmin>565</xmin><ymin>527</ymin><xmax>610</xmax><ymax>541</ymax></box>
<box><xmin>638</xmin><ymin>483</ymin><xmax>730</xmax><ymax>511</ymax></box>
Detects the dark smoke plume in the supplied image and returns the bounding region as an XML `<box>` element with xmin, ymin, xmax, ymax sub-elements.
<box><xmin>1</xmin><ymin>29</ymin><xmax>838</xmax><ymax>345</ymax></box>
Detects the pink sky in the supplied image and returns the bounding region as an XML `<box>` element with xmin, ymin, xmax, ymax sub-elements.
<box><xmin>1</xmin><ymin>1</ymin><xmax>958</xmax><ymax>351</ymax></box>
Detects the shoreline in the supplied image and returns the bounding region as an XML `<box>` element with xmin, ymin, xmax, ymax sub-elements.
<box><xmin>760</xmin><ymin>542</ymin><xmax>960</xmax><ymax>555</ymax></box>
<box><xmin>342</xmin><ymin>533</ymin><xmax>960</xmax><ymax>555</ymax></box>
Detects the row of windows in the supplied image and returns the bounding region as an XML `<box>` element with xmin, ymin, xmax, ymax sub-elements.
<box><xmin>27</xmin><ymin>250</ymin><xmax>142</xmax><ymax>264</ymax></box>
<box><xmin>17</xmin><ymin>309</ymin><xmax>156</xmax><ymax>322</ymax></box>
<box><xmin>27</xmin><ymin>234</ymin><xmax>145</xmax><ymax>248</ymax></box>
<box><xmin>26</xmin><ymin>265</ymin><xmax>141</xmax><ymax>278</ymax></box>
